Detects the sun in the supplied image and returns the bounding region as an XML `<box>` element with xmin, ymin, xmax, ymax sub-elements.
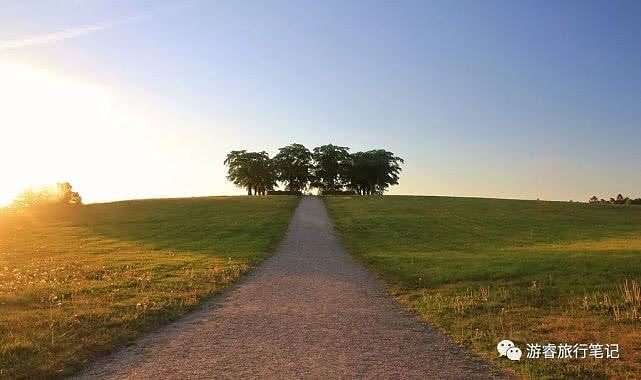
<box><xmin>0</xmin><ymin>60</ymin><xmax>121</xmax><ymax>206</ymax></box>
<box><xmin>0</xmin><ymin>60</ymin><xmax>203</xmax><ymax>206</ymax></box>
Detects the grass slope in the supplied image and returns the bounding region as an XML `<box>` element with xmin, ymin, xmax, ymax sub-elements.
<box><xmin>0</xmin><ymin>196</ymin><xmax>299</xmax><ymax>379</ymax></box>
<box><xmin>325</xmin><ymin>195</ymin><xmax>641</xmax><ymax>378</ymax></box>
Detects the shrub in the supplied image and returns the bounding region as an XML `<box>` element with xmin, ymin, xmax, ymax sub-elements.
<box><xmin>9</xmin><ymin>182</ymin><xmax>82</xmax><ymax>209</ymax></box>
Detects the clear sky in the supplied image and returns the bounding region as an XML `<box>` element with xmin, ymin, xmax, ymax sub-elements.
<box><xmin>1</xmin><ymin>0</ymin><xmax>639</xmax><ymax>204</ymax></box>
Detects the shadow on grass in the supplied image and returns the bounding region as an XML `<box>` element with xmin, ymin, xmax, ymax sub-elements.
<box><xmin>61</xmin><ymin>196</ymin><xmax>300</xmax><ymax>262</ymax></box>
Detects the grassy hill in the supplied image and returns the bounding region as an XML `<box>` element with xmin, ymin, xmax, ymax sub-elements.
<box><xmin>0</xmin><ymin>196</ymin><xmax>299</xmax><ymax>379</ymax></box>
<box><xmin>325</xmin><ymin>195</ymin><xmax>641</xmax><ymax>378</ymax></box>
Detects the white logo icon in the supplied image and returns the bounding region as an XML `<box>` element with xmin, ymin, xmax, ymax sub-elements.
<box><xmin>497</xmin><ymin>339</ymin><xmax>522</xmax><ymax>361</ymax></box>
<box><xmin>497</xmin><ymin>340</ymin><xmax>515</xmax><ymax>357</ymax></box>
<box><xmin>506</xmin><ymin>347</ymin><xmax>523</xmax><ymax>361</ymax></box>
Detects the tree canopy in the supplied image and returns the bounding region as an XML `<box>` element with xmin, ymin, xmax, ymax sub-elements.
<box><xmin>224</xmin><ymin>144</ymin><xmax>404</xmax><ymax>195</ymax></box>
<box><xmin>589</xmin><ymin>193</ymin><xmax>641</xmax><ymax>205</ymax></box>
<box><xmin>345</xmin><ymin>150</ymin><xmax>404</xmax><ymax>195</ymax></box>
<box><xmin>224</xmin><ymin>150</ymin><xmax>276</xmax><ymax>195</ymax></box>
<box><xmin>9</xmin><ymin>182</ymin><xmax>82</xmax><ymax>209</ymax></box>
<box><xmin>310</xmin><ymin>144</ymin><xmax>351</xmax><ymax>192</ymax></box>
<box><xmin>272</xmin><ymin>143</ymin><xmax>312</xmax><ymax>193</ymax></box>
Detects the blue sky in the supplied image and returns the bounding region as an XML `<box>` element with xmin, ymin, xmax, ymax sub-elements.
<box><xmin>1</xmin><ymin>0</ymin><xmax>639</xmax><ymax>203</ymax></box>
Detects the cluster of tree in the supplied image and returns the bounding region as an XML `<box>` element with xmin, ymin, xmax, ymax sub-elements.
<box><xmin>589</xmin><ymin>194</ymin><xmax>641</xmax><ymax>205</ymax></box>
<box><xmin>224</xmin><ymin>144</ymin><xmax>404</xmax><ymax>195</ymax></box>
<box><xmin>10</xmin><ymin>182</ymin><xmax>82</xmax><ymax>209</ymax></box>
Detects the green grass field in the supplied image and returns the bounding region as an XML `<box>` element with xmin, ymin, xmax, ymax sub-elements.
<box><xmin>0</xmin><ymin>196</ymin><xmax>298</xmax><ymax>379</ymax></box>
<box><xmin>325</xmin><ymin>196</ymin><xmax>641</xmax><ymax>378</ymax></box>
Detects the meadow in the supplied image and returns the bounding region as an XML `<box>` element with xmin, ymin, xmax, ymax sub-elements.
<box><xmin>325</xmin><ymin>196</ymin><xmax>641</xmax><ymax>378</ymax></box>
<box><xmin>0</xmin><ymin>196</ymin><xmax>299</xmax><ymax>379</ymax></box>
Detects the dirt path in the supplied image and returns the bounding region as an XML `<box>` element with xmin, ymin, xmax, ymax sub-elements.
<box><xmin>74</xmin><ymin>196</ymin><xmax>505</xmax><ymax>379</ymax></box>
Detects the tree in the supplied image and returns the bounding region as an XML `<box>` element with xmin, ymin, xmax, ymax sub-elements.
<box><xmin>10</xmin><ymin>182</ymin><xmax>82</xmax><ymax>209</ymax></box>
<box><xmin>224</xmin><ymin>145</ymin><xmax>405</xmax><ymax>196</ymax></box>
<box><xmin>345</xmin><ymin>150</ymin><xmax>404</xmax><ymax>195</ymax></box>
<box><xmin>344</xmin><ymin>151</ymin><xmax>374</xmax><ymax>195</ymax></box>
<box><xmin>273</xmin><ymin>143</ymin><xmax>312</xmax><ymax>193</ymax></box>
<box><xmin>311</xmin><ymin>144</ymin><xmax>351</xmax><ymax>192</ymax></box>
<box><xmin>248</xmin><ymin>151</ymin><xmax>277</xmax><ymax>195</ymax></box>
<box><xmin>10</xmin><ymin>188</ymin><xmax>46</xmax><ymax>209</ymax></box>
<box><xmin>56</xmin><ymin>182</ymin><xmax>82</xmax><ymax>205</ymax></box>
<box><xmin>224</xmin><ymin>150</ymin><xmax>276</xmax><ymax>195</ymax></box>
<box><xmin>224</xmin><ymin>150</ymin><xmax>252</xmax><ymax>195</ymax></box>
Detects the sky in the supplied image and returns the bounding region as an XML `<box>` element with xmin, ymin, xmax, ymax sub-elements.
<box><xmin>0</xmin><ymin>0</ymin><xmax>640</xmax><ymax>204</ymax></box>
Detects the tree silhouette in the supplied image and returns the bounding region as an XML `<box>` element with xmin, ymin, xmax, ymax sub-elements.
<box><xmin>224</xmin><ymin>150</ymin><xmax>276</xmax><ymax>195</ymax></box>
<box><xmin>224</xmin><ymin>150</ymin><xmax>252</xmax><ymax>195</ymax></box>
<box><xmin>345</xmin><ymin>150</ymin><xmax>404</xmax><ymax>195</ymax></box>
<box><xmin>273</xmin><ymin>143</ymin><xmax>312</xmax><ymax>193</ymax></box>
<box><xmin>224</xmin><ymin>145</ymin><xmax>404</xmax><ymax>196</ymax></box>
<box><xmin>249</xmin><ymin>151</ymin><xmax>276</xmax><ymax>195</ymax></box>
<box><xmin>344</xmin><ymin>151</ymin><xmax>373</xmax><ymax>195</ymax></box>
<box><xmin>311</xmin><ymin>144</ymin><xmax>351</xmax><ymax>192</ymax></box>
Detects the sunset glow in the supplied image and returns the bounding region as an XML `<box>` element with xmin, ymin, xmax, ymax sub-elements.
<box><xmin>0</xmin><ymin>60</ymin><xmax>195</xmax><ymax>205</ymax></box>
<box><xmin>1</xmin><ymin>1</ymin><xmax>639</xmax><ymax>203</ymax></box>
<box><xmin>0</xmin><ymin>61</ymin><xmax>119</xmax><ymax>205</ymax></box>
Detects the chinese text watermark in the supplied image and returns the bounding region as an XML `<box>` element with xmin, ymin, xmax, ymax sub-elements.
<box><xmin>498</xmin><ymin>340</ymin><xmax>619</xmax><ymax>361</ymax></box>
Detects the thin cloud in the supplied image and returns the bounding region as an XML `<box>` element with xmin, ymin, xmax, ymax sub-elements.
<box><xmin>0</xmin><ymin>1</ymin><xmax>194</xmax><ymax>51</ymax></box>
<box><xmin>0</xmin><ymin>22</ymin><xmax>111</xmax><ymax>50</ymax></box>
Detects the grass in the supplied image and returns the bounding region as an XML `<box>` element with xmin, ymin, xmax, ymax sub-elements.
<box><xmin>0</xmin><ymin>196</ymin><xmax>299</xmax><ymax>379</ymax></box>
<box><xmin>325</xmin><ymin>195</ymin><xmax>641</xmax><ymax>379</ymax></box>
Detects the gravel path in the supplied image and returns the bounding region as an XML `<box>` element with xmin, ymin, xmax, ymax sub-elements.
<box><xmin>74</xmin><ymin>196</ymin><xmax>505</xmax><ymax>379</ymax></box>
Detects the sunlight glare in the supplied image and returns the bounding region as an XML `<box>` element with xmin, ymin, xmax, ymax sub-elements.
<box><xmin>0</xmin><ymin>60</ymin><xmax>173</xmax><ymax>205</ymax></box>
